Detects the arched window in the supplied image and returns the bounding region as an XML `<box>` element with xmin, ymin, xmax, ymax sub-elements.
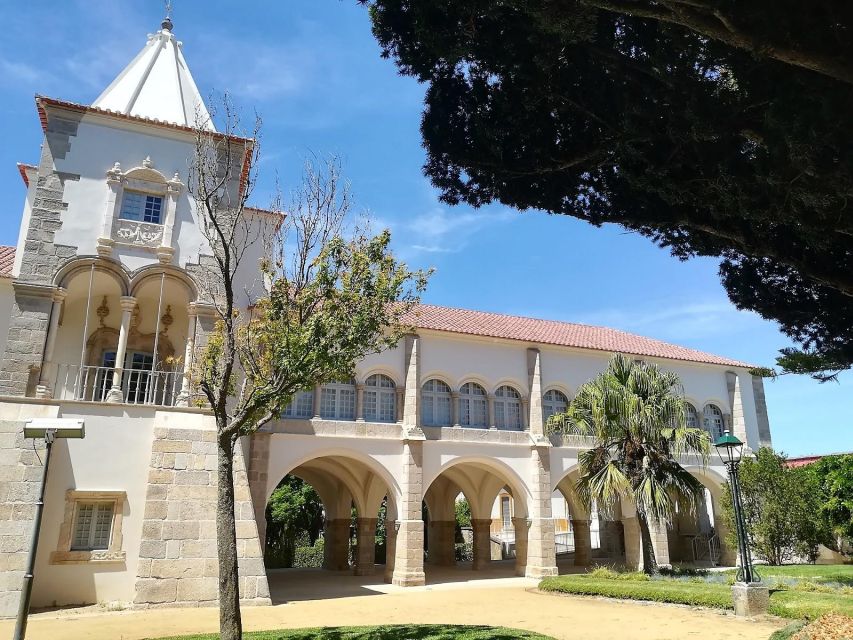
<box><xmin>703</xmin><ymin>404</ymin><xmax>724</xmax><ymax>439</ymax></box>
<box><xmin>685</xmin><ymin>403</ymin><xmax>699</xmax><ymax>428</ymax></box>
<box><xmin>494</xmin><ymin>385</ymin><xmax>522</xmax><ymax>430</ymax></box>
<box><xmin>320</xmin><ymin>380</ymin><xmax>356</xmax><ymax>421</ymax></box>
<box><xmin>282</xmin><ymin>390</ymin><xmax>313</xmax><ymax>419</ymax></box>
<box><xmin>364</xmin><ymin>374</ymin><xmax>396</xmax><ymax>422</ymax></box>
<box><xmin>543</xmin><ymin>389</ymin><xmax>569</xmax><ymax>420</ymax></box>
<box><xmin>422</xmin><ymin>379</ymin><xmax>452</xmax><ymax>427</ymax></box>
<box><xmin>459</xmin><ymin>382</ymin><xmax>487</xmax><ymax>428</ymax></box>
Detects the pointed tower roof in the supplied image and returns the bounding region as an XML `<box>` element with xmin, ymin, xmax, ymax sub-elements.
<box><xmin>92</xmin><ymin>15</ymin><xmax>215</xmax><ymax>131</ymax></box>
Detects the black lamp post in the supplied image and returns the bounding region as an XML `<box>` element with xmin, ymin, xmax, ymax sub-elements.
<box><xmin>714</xmin><ymin>429</ymin><xmax>759</xmax><ymax>584</ymax></box>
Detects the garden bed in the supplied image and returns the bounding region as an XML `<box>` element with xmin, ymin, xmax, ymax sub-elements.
<box><xmin>152</xmin><ymin>625</ymin><xmax>556</xmax><ymax>640</ymax></box>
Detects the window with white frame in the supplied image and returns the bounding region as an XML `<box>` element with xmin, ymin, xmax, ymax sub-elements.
<box><xmin>685</xmin><ymin>403</ymin><xmax>699</xmax><ymax>428</ymax></box>
<box><xmin>703</xmin><ymin>404</ymin><xmax>725</xmax><ymax>439</ymax></box>
<box><xmin>501</xmin><ymin>496</ymin><xmax>512</xmax><ymax>529</ymax></box>
<box><xmin>320</xmin><ymin>381</ymin><xmax>356</xmax><ymax>420</ymax></box>
<box><xmin>422</xmin><ymin>379</ymin><xmax>452</xmax><ymax>427</ymax></box>
<box><xmin>282</xmin><ymin>390</ymin><xmax>314</xmax><ymax>419</ymax></box>
<box><xmin>72</xmin><ymin>502</ymin><xmax>115</xmax><ymax>550</ymax></box>
<box><xmin>120</xmin><ymin>191</ymin><xmax>163</xmax><ymax>224</ymax></box>
<box><xmin>494</xmin><ymin>385</ymin><xmax>522</xmax><ymax>430</ymax></box>
<box><xmin>364</xmin><ymin>374</ymin><xmax>396</xmax><ymax>422</ymax></box>
<box><xmin>543</xmin><ymin>389</ymin><xmax>569</xmax><ymax>420</ymax></box>
<box><xmin>459</xmin><ymin>382</ymin><xmax>488</xmax><ymax>428</ymax></box>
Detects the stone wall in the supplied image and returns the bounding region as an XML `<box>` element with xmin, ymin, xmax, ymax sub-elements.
<box><xmin>134</xmin><ymin>425</ymin><xmax>270</xmax><ymax>608</ymax></box>
<box><xmin>0</xmin><ymin>404</ymin><xmax>59</xmax><ymax>618</ymax></box>
<box><xmin>0</xmin><ymin>110</ymin><xmax>79</xmax><ymax>397</ymax></box>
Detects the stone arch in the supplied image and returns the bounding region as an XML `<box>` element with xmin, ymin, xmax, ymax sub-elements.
<box><xmin>491</xmin><ymin>377</ymin><xmax>527</xmax><ymax>396</ymax></box>
<box><xmin>356</xmin><ymin>366</ymin><xmax>402</xmax><ymax>387</ymax></box>
<box><xmin>542</xmin><ymin>383</ymin><xmax>572</xmax><ymax>400</ymax></box>
<box><xmin>129</xmin><ymin>264</ymin><xmax>198</xmax><ymax>302</ymax></box>
<box><xmin>671</xmin><ymin>466</ymin><xmax>733</xmax><ymax>565</ymax></box>
<box><xmin>455</xmin><ymin>375</ymin><xmax>491</xmax><ymax>394</ymax></box>
<box><xmin>53</xmin><ymin>256</ymin><xmax>130</xmax><ymax>295</ymax></box>
<box><xmin>419</xmin><ymin>371</ymin><xmax>455</xmax><ymax>390</ymax></box>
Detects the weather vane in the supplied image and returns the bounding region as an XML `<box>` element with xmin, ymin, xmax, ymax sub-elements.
<box><xmin>162</xmin><ymin>0</ymin><xmax>174</xmax><ymax>31</ymax></box>
<box><xmin>165</xmin><ymin>0</ymin><xmax>173</xmax><ymax>18</ymax></box>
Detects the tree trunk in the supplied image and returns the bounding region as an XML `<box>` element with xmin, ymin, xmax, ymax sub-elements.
<box><xmin>217</xmin><ymin>432</ymin><xmax>242</xmax><ymax>640</ymax></box>
<box><xmin>636</xmin><ymin>511</ymin><xmax>659</xmax><ymax>576</ymax></box>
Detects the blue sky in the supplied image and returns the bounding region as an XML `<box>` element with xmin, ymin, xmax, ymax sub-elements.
<box><xmin>0</xmin><ymin>0</ymin><xmax>849</xmax><ymax>456</ymax></box>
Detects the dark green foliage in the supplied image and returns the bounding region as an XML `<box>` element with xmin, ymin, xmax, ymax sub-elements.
<box><xmin>455</xmin><ymin>497</ymin><xmax>471</xmax><ymax>528</ymax></box>
<box><xmin>293</xmin><ymin>538</ymin><xmax>325</xmax><ymax>569</ymax></box>
<box><xmin>153</xmin><ymin>625</ymin><xmax>556</xmax><ymax>640</ymax></box>
<box><xmin>361</xmin><ymin>0</ymin><xmax>853</xmax><ymax>380</ymax></box>
<box><xmin>720</xmin><ymin>449</ymin><xmax>830</xmax><ymax>565</ymax></box>
<box><xmin>801</xmin><ymin>455</ymin><xmax>853</xmax><ymax>552</ymax></box>
<box><xmin>265</xmin><ymin>475</ymin><xmax>325</xmax><ymax>568</ymax></box>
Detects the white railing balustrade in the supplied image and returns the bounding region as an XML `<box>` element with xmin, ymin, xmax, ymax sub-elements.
<box><xmin>52</xmin><ymin>363</ymin><xmax>185</xmax><ymax>407</ymax></box>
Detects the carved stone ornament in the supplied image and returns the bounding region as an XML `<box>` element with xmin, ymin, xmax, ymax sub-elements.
<box><xmin>115</xmin><ymin>220</ymin><xmax>164</xmax><ymax>247</ymax></box>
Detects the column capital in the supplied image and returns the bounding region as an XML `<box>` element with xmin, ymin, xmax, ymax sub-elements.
<box><xmin>356</xmin><ymin>382</ymin><xmax>365</xmax><ymax>391</ymax></box>
<box><xmin>52</xmin><ymin>287</ymin><xmax>68</xmax><ymax>303</ymax></box>
<box><xmin>119</xmin><ymin>295</ymin><xmax>138</xmax><ymax>312</ymax></box>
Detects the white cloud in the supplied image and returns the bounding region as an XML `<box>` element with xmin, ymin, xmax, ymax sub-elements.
<box><xmin>0</xmin><ymin>58</ymin><xmax>45</xmax><ymax>85</ymax></box>
<box><xmin>402</xmin><ymin>206</ymin><xmax>514</xmax><ymax>255</ymax></box>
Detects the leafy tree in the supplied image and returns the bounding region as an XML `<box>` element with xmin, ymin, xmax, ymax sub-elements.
<box><xmin>802</xmin><ymin>454</ymin><xmax>853</xmax><ymax>554</ymax></box>
<box><xmin>188</xmin><ymin>99</ymin><xmax>429</xmax><ymax>640</ymax></box>
<box><xmin>361</xmin><ymin>0</ymin><xmax>853</xmax><ymax>381</ymax></box>
<box><xmin>720</xmin><ymin>448</ymin><xmax>829</xmax><ymax>565</ymax></box>
<box><xmin>265</xmin><ymin>475</ymin><xmax>324</xmax><ymax>568</ymax></box>
<box><xmin>455</xmin><ymin>496</ymin><xmax>472</xmax><ymax>528</ymax></box>
<box><xmin>547</xmin><ymin>353</ymin><xmax>709</xmax><ymax>574</ymax></box>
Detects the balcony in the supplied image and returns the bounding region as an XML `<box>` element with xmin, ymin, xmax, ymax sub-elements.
<box><xmin>48</xmin><ymin>363</ymin><xmax>186</xmax><ymax>407</ymax></box>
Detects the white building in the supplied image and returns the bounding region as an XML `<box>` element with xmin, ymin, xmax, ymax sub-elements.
<box><xmin>0</xmin><ymin>16</ymin><xmax>772</xmax><ymax>614</ymax></box>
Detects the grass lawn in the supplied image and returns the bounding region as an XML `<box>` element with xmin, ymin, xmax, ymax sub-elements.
<box><xmin>151</xmin><ymin>625</ymin><xmax>556</xmax><ymax>640</ymax></box>
<box><xmin>539</xmin><ymin>566</ymin><xmax>853</xmax><ymax>620</ymax></box>
<box><xmin>723</xmin><ymin>564</ymin><xmax>853</xmax><ymax>586</ymax></box>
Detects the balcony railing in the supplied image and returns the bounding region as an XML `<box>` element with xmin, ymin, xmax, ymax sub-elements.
<box><xmin>51</xmin><ymin>363</ymin><xmax>185</xmax><ymax>407</ymax></box>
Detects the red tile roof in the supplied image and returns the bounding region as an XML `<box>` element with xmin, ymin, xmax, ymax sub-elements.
<box><xmin>404</xmin><ymin>304</ymin><xmax>751</xmax><ymax>368</ymax></box>
<box><xmin>0</xmin><ymin>246</ymin><xmax>14</xmax><ymax>279</ymax></box>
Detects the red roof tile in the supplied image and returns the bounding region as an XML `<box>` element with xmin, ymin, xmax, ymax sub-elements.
<box><xmin>404</xmin><ymin>304</ymin><xmax>751</xmax><ymax>368</ymax></box>
<box><xmin>0</xmin><ymin>246</ymin><xmax>14</xmax><ymax>279</ymax></box>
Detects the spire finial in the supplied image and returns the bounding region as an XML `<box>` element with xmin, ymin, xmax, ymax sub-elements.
<box><xmin>161</xmin><ymin>1</ymin><xmax>173</xmax><ymax>31</ymax></box>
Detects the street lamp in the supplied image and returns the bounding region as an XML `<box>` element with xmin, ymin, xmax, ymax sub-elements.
<box><xmin>714</xmin><ymin>429</ymin><xmax>759</xmax><ymax>584</ymax></box>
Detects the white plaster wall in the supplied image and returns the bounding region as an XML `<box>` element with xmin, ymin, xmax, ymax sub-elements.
<box><xmin>419</xmin><ymin>334</ymin><xmax>528</xmax><ymax>393</ymax></box>
<box><xmin>52</xmin><ymin>118</ymin><xmax>207</xmax><ymax>270</ymax></box>
<box><xmin>31</xmin><ymin>403</ymin><xmax>156</xmax><ymax>607</ymax></box>
<box><xmin>0</xmin><ymin>279</ymin><xmax>13</xmax><ymax>360</ymax></box>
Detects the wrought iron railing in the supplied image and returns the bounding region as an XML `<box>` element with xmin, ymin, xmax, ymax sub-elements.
<box><xmin>690</xmin><ymin>532</ymin><xmax>721</xmax><ymax>566</ymax></box>
<box><xmin>52</xmin><ymin>363</ymin><xmax>185</xmax><ymax>407</ymax></box>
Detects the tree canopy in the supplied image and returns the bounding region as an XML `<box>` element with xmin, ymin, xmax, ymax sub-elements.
<box><xmin>362</xmin><ymin>0</ymin><xmax>853</xmax><ymax>381</ymax></box>
<box><xmin>721</xmin><ymin>448</ymin><xmax>829</xmax><ymax>565</ymax></box>
<box><xmin>801</xmin><ymin>454</ymin><xmax>853</xmax><ymax>553</ymax></box>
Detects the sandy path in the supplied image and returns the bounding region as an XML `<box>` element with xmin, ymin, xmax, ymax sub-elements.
<box><xmin>0</xmin><ymin>575</ymin><xmax>784</xmax><ymax>640</ymax></box>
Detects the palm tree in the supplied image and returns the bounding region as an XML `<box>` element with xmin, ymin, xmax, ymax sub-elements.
<box><xmin>548</xmin><ymin>354</ymin><xmax>710</xmax><ymax>574</ymax></box>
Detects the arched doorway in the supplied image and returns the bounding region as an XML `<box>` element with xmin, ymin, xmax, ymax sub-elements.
<box><xmin>260</xmin><ymin>451</ymin><xmax>399</xmax><ymax>602</ymax></box>
<box><xmin>423</xmin><ymin>458</ymin><xmax>531</xmax><ymax>579</ymax></box>
<box><xmin>667</xmin><ymin>468</ymin><xmax>733</xmax><ymax>567</ymax></box>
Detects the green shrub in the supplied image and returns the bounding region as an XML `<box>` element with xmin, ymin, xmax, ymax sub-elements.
<box><xmin>294</xmin><ymin>538</ymin><xmax>325</xmax><ymax>568</ymax></box>
<box><xmin>455</xmin><ymin>542</ymin><xmax>473</xmax><ymax>562</ymax></box>
<box><xmin>768</xmin><ymin>621</ymin><xmax>807</xmax><ymax>640</ymax></box>
<box><xmin>539</xmin><ymin>576</ymin><xmax>732</xmax><ymax>609</ymax></box>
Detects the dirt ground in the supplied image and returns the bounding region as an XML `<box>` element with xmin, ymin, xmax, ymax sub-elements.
<box><xmin>0</xmin><ymin>567</ymin><xmax>786</xmax><ymax>640</ymax></box>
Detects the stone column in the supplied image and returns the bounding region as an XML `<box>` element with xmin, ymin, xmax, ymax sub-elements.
<box><xmin>384</xmin><ymin>521</ymin><xmax>397</xmax><ymax>583</ymax></box>
<box><xmin>521</xmin><ymin>396</ymin><xmax>530</xmax><ymax>430</ymax></box>
<box><xmin>157</xmin><ymin>172</ymin><xmax>183</xmax><ymax>264</ymax></box>
<box><xmin>648</xmin><ymin>518</ymin><xmax>671</xmax><ymax>568</ymax></box>
<box><xmin>513</xmin><ymin>516</ymin><xmax>529</xmax><ymax>576</ymax></box>
<box><xmin>322</xmin><ymin>519</ymin><xmax>351</xmax><ymax>571</ymax></box>
<box><xmin>572</xmin><ymin>519</ymin><xmax>592</xmax><ymax>567</ymax></box>
<box><xmin>355</xmin><ymin>383</ymin><xmax>365</xmax><ymax>422</ymax></box>
<box><xmin>106</xmin><ymin>296</ymin><xmax>138</xmax><ymax>403</ymax></box>
<box><xmin>726</xmin><ymin>371</ymin><xmax>749</xmax><ymax>444</ymax></box>
<box><xmin>35</xmin><ymin>287</ymin><xmax>67</xmax><ymax>398</ymax></box>
<box><xmin>396</xmin><ymin>387</ymin><xmax>405</xmax><ymax>423</ymax></box>
<box><xmin>1</xmin><ymin>283</ymin><xmax>55</xmax><ymax>397</ymax></box>
<box><xmin>401</xmin><ymin>334</ymin><xmax>421</xmax><ymax>433</ymax></box>
<box><xmin>526</xmin><ymin>446</ymin><xmax>559</xmax><ymax>578</ymax></box>
<box><xmin>312</xmin><ymin>384</ymin><xmax>322</xmax><ymax>418</ymax></box>
<box><xmin>487</xmin><ymin>394</ymin><xmax>496</xmax><ymax>429</ymax></box>
<box><xmin>622</xmin><ymin>517</ymin><xmax>642</xmax><ymax>571</ymax></box>
<box><xmin>355</xmin><ymin>517</ymin><xmax>378</xmax><ymax>576</ymax></box>
<box><xmin>174</xmin><ymin>303</ymin><xmax>198</xmax><ymax>407</ymax></box>
<box><xmin>96</xmin><ymin>162</ymin><xmax>122</xmax><ymax>257</ymax></box>
<box><xmin>392</xmin><ymin>438</ymin><xmax>426</xmax><ymax>586</ymax></box>
<box><xmin>472</xmin><ymin>518</ymin><xmax>493</xmax><ymax>570</ymax></box>
<box><xmin>451</xmin><ymin>392</ymin><xmax>460</xmax><ymax>427</ymax></box>
<box><xmin>526</xmin><ymin>348</ymin><xmax>545</xmax><ymax>435</ymax></box>
<box><xmin>428</xmin><ymin>520</ymin><xmax>456</xmax><ymax>566</ymax></box>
